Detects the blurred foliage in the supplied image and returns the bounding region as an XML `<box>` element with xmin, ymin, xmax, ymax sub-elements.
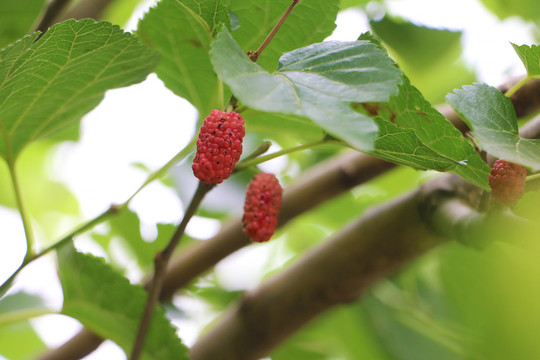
<box><xmin>370</xmin><ymin>16</ymin><xmax>476</xmax><ymax>104</ymax></box>
<box><xmin>340</xmin><ymin>0</ymin><xmax>380</xmax><ymax>10</ymax></box>
<box><xmin>0</xmin><ymin>0</ymin><xmax>45</xmax><ymax>49</ymax></box>
<box><xmin>0</xmin><ymin>142</ymin><xmax>80</xmax><ymax>240</ymax></box>
<box><xmin>102</xmin><ymin>0</ymin><xmax>147</xmax><ymax>27</ymax></box>
<box><xmin>0</xmin><ymin>292</ymin><xmax>49</xmax><ymax>359</ymax></box>
<box><xmin>479</xmin><ymin>0</ymin><xmax>540</xmax><ymax>22</ymax></box>
<box><xmin>91</xmin><ymin>209</ymin><xmax>180</xmax><ymax>273</ymax></box>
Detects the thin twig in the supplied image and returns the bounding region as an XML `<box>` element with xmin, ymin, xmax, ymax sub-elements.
<box><xmin>0</xmin><ymin>205</ymin><xmax>119</xmax><ymax>297</ymax></box>
<box><xmin>130</xmin><ymin>182</ymin><xmax>214</xmax><ymax>360</ymax></box>
<box><xmin>124</xmin><ymin>137</ymin><xmax>197</xmax><ymax>204</ymax></box>
<box><xmin>1</xmin><ymin>137</ymin><xmax>197</xmax><ymax>295</ymax></box>
<box><xmin>248</xmin><ymin>0</ymin><xmax>300</xmax><ymax>62</ymax></box>
<box><xmin>234</xmin><ymin>138</ymin><xmax>337</xmax><ymax>172</ymax></box>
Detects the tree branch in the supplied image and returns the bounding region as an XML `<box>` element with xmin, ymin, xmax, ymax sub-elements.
<box><xmin>38</xmin><ymin>329</ymin><xmax>102</xmax><ymax>360</ymax></box>
<box><xmin>187</xmin><ymin>114</ymin><xmax>540</xmax><ymax>359</ymax></box>
<box><xmin>160</xmin><ymin>151</ymin><xmax>395</xmax><ymax>300</ymax></box>
<box><xmin>189</xmin><ymin>156</ymin><xmax>540</xmax><ymax>359</ymax></box>
<box><xmin>188</xmin><ymin>175</ymin><xmax>474</xmax><ymax>360</ymax></box>
<box><xmin>38</xmin><ymin>77</ymin><xmax>540</xmax><ymax>360</ymax></box>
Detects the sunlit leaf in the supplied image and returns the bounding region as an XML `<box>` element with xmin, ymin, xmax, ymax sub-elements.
<box><xmin>511</xmin><ymin>43</ymin><xmax>540</xmax><ymax>76</ymax></box>
<box><xmin>0</xmin><ymin>19</ymin><xmax>159</xmax><ymax>160</ymax></box>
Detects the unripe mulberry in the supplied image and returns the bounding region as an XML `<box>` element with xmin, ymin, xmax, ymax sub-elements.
<box><xmin>242</xmin><ymin>173</ymin><xmax>283</xmax><ymax>243</ymax></box>
<box><xmin>192</xmin><ymin>110</ymin><xmax>245</xmax><ymax>184</ymax></box>
<box><xmin>489</xmin><ymin>159</ymin><xmax>527</xmax><ymax>205</ymax></box>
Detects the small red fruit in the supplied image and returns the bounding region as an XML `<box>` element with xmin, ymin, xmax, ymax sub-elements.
<box><xmin>192</xmin><ymin>110</ymin><xmax>245</xmax><ymax>184</ymax></box>
<box><xmin>242</xmin><ymin>173</ymin><xmax>283</xmax><ymax>243</ymax></box>
<box><xmin>488</xmin><ymin>159</ymin><xmax>527</xmax><ymax>205</ymax></box>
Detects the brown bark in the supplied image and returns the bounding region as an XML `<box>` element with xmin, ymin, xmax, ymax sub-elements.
<box><xmin>189</xmin><ymin>177</ymin><xmax>452</xmax><ymax>360</ymax></box>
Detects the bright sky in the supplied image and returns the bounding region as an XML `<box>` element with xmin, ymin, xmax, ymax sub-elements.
<box><xmin>0</xmin><ymin>0</ymin><xmax>536</xmax><ymax>358</ymax></box>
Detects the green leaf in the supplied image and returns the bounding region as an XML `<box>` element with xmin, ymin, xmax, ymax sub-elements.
<box><xmin>369</xmin><ymin>117</ymin><xmax>458</xmax><ymax>171</ymax></box>
<box><xmin>369</xmin><ymin>77</ymin><xmax>490</xmax><ymax>189</ymax></box>
<box><xmin>0</xmin><ymin>19</ymin><xmax>159</xmax><ymax>160</ymax></box>
<box><xmin>226</xmin><ymin>0</ymin><xmax>339</xmax><ymax>72</ymax></box>
<box><xmin>211</xmin><ymin>28</ymin><xmax>402</xmax><ymax>151</ymax></box>
<box><xmin>0</xmin><ymin>0</ymin><xmax>46</xmax><ymax>49</ymax></box>
<box><xmin>137</xmin><ymin>0</ymin><xmax>230</xmax><ymax>117</ymax></box>
<box><xmin>511</xmin><ymin>43</ymin><xmax>540</xmax><ymax>76</ymax></box>
<box><xmin>446</xmin><ymin>83</ymin><xmax>540</xmax><ymax>171</ymax></box>
<box><xmin>57</xmin><ymin>244</ymin><xmax>189</xmax><ymax>360</ymax></box>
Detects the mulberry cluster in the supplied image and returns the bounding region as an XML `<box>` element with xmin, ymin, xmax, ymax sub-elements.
<box><xmin>192</xmin><ymin>110</ymin><xmax>245</xmax><ymax>184</ymax></box>
<box><xmin>488</xmin><ymin>159</ymin><xmax>527</xmax><ymax>205</ymax></box>
<box><xmin>242</xmin><ymin>173</ymin><xmax>283</xmax><ymax>243</ymax></box>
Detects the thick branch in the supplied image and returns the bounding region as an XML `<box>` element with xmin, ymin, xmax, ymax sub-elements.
<box><xmin>189</xmin><ymin>175</ymin><xmax>476</xmax><ymax>360</ymax></box>
<box><xmin>38</xmin><ymin>329</ymin><xmax>102</xmax><ymax>360</ymax></box>
<box><xmin>161</xmin><ymin>151</ymin><xmax>395</xmax><ymax>299</ymax></box>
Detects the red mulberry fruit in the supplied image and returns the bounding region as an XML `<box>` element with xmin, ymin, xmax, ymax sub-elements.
<box><xmin>242</xmin><ymin>173</ymin><xmax>283</xmax><ymax>243</ymax></box>
<box><xmin>192</xmin><ymin>110</ymin><xmax>245</xmax><ymax>184</ymax></box>
<box><xmin>489</xmin><ymin>159</ymin><xmax>527</xmax><ymax>205</ymax></box>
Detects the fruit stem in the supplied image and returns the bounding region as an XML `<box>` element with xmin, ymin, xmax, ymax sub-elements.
<box><xmin>239</xmin><ymin>141</ymin><xmax>272</xmax><ymax>164</ymax></box>
<box><xmin>225</xmin><ymin>96</ymin><xmax>238</xmax><ymax>112</ymax></box>
<box><xmin>525</xmin><ymin>172</ymin><xmax>540</xmax><ymax>183</ymax></box>
<box><xmin>505</xmin><ymin>76</ymin><xmax>531</xmax><ymax>97</ymax></box>
<box><xmin>248</xmin><ymin>0</ymin><xmax>300</xmax><ymax>62</ymax></box>
<box><xmin>504</xmin><ymin>75</ymin><xmax>540</xmax><ymax>97</ymax></box>
<box><xmin>234</xmin><ymin>138</ymin><xmax>342</xmax><ymax>171</ymax></box>
<box><xmin>125</xmin><ymin>136</ymin><xmax>197</xmax><ymax>204</ymax></box>
<box><xmin>130</xmin><ymin>181</ymin><xmax>214</xmax><ymax>360</ymax></box>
